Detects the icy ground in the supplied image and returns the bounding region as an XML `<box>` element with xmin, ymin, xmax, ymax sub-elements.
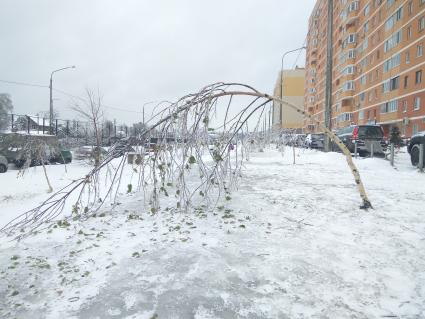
<box><xmin>0</xmin><ymin>148</ymin><xmax>425</xmax><ymax>318</ymax></box>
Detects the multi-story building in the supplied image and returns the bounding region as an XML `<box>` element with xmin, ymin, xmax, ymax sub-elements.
<box><xmin>272</xmin><ymin>68</ymin><xmax>305</xmax><ymax>131</ymax></box>
<box><xmin>304</xmin><ymin>0</ymin><xmax>425</xmax><ymax>138</ymax></box>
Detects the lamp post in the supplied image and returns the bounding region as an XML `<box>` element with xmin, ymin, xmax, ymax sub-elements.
<box><xmin>49</xmin><ymin>65</ymin><xmax>75</xmax><ymax>134</ymax></box>
<box><xmin>279</xmin><ymin>46</ymin><xmax>306</xmax><ymax>129</ymax></box>
<box><xmin>142</xmin><ymin>101</ymin><xmax>157</xmax><ymax>127</ymax></box>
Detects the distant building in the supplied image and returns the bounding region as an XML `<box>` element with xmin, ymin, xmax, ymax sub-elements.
<box><xmin>272</xmin><ymin>68</ymin><xmax>305</xmax><ymax>131</ymax></box>
<box><xmin>304</xmin><ymin>0</ymin><xmax>425</xmax><ymax>138</ymax></box>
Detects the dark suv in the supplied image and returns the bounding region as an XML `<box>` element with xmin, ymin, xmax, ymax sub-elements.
<box><xmin>407</xmin><ymin>131</ymin><xmax>425</xmax><ymax>167</ymax></box>
<box><xmin>334</xmin><ymin>125</ymin><xmax>387</xmax><ymax>156</ymax></box>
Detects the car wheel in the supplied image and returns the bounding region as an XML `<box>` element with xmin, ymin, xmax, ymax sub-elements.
<box><xmin>0</xmin><ymin>164</ymin><xmax>7</xmax><ymax>173</ymax></box>
<box><xmin>410</xmin><ymin>144</ymin><xmax>420</xmax><ymax>166</ymax></box>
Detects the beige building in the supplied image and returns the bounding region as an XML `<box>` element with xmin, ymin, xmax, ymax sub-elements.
<box><xmin>272</xmin><ymin>68</ymin><xmax>306</xmax><ymax>131</ymax></box>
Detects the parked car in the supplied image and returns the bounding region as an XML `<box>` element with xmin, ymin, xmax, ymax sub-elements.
<box><xmin>407</xmin><ymin>131</ymin><xmax>425</xmax><ymax>167</ymax></box>
<box><xmin>110</xmin><ymin>141</ymin><xmax>135</xmax><ymax>158</ymax></box>
<box><xmin>0</xmin><ymin>133</ymin><xmax>62</xmax><ymax>168</ymax></box>
<box><xmin>74</xmin><ymin>145</ymin><xmax>107</xmax><ymax>161</ymax></box>
<box><xmin>305</xmin><ymin>133</ymin><xmax>325</xmax><ymax>149</ymax></box>
<box><xmin>0</xmin><ymin>155</ymin><xmax>8</xmax><ymax>173</ymax></box>
<box><xmin>51</xmin><ymin>148</ymin><xmax>73</xmax><ymax>164</ymax></box>
<box><xmin>334</xmin><ymin>125</ymin><xmax>387</xmax><ymax>156</ymax></box>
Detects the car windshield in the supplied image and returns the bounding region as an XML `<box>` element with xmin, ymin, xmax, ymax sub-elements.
<box><xmin>358</xmin><ymin>126</ymin><xmax>383</xmax><ymax>138</ymax></box>
<box><xmin>312</xmin><ymin>134</ymin><xmax>323</xmax><ymax>139</ymax></box>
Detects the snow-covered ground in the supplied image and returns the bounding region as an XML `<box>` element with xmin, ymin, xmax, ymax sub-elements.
<box><xmin>0</xmin><ymin>148</ymin><xmax>424</xmax><ymax>318</ymax></box>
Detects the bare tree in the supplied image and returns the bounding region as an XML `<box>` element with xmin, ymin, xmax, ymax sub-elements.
<box><xmin>0</xmin><ymin>93</ymin><xmax>13</xmax><ymax>131</ymax></box>
<box><xmin>71</xmin><ymin>88</ymin><xmax>104</xmax><ymax>167</ymax></box>
<box><xmin>1</xmin><ymin>83</ymin><xmax>372</xmax><ymax>239</ymax></box>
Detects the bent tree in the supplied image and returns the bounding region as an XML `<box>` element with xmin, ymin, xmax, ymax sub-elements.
<box><xmin>1</xmin><ymin>83</ymin><xmax>372</xmax><ymax>239</ymax></box>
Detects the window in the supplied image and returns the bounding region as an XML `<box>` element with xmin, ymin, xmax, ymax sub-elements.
<box><xmin>360</xmin><ymin>92</ymin><xmax>366</xmax><ymax>102</ymax></box>
<box><xmin>364</xmin><ymin>4</ymin><xmax>370</xmax><ymax>15</ymax></box>
<box><xmin>406</xmin><ymin>51</ymin><xmax>410</xmax><ymax>63</ymax></box>
<box><xmin>343</xmin><ymin>81</ymin><xmax>355</xmax><ymax>91</ymax></box>
<box><xmin>407</xmin><ymin>26</ymin><xmax>412</xmax><ymax>39</ymax></box>
<box><xmin>348</xmin><ymin>1</ymin><xmax>359</xmax><ymax>12</ymax></box>
<box><xmin>413</xmin><ymin>123</ymin><xmax>419</xmax><ymax>135</ymax></box>
<box><xmin>403</xmin><ymin>100</ymin><xmax>408</xmax><ymax>112</ymax></box>
<box><xmin>360</xmin><ymin>74</ymin><xmax>367</xmax><ymax>85</ymax></box>
<box><xmin>408</xmin><ymin>1</ymin><xmax>413</xmax><ymax>15</ymax></box>
<box><xmin>380</xmin><ymin>99</ymin><xmax>398</xmax><ymax>113</ymax></box>
<box><xmin>416</xmin><ymin>70</ymin><xmax>423</xmax><ymax>84</ymax></box>
<box><xmin>385</xmin><ymin>7</ymin><xmax>403</xmax><ymax>31</ymax></box>
<box><xmin>382</xmin><ymin>76</ymin><xmax>400</xmax><ymax>92</ymax></box>
<box><xmin>417</xmin><ymin>43</ymin><xmax>424</xmax><ymax>57</ymax></box>
<box><xmin>342</xmin><ymin>65</ymin><xmax>355</xmax><ymax>75</ymax></box>
<box><xmin>404</xmin><ymin>75</ymin><xmax>408</xmax><ymax>88</ymax></box>
<box><xmin>414</xmin><ymin>96</ymin><xmax>421</xmax><ymax>110</ymax></box>
<box><xmin>419</xmin><ymin>16</ymin><xmax>425</xmax><ymax>32</ymax></box>
<box><xmin>384</xmin><ymin>29</ymin><xmax>402</xmax><ymax>52</ymax></box>
<box><xmin>383</xmin><ymin>53</ymin><xmax>401</xmax><ymax>72</ymax></box>
<box><xmin>364</xmin><ymin>22</ymin><xmax>369</xmax><ymax>32</ymax></box>
<box><xmin>387</xmin><ymin>0</ymin><xmax>395</xmax><ymax>8</ymax></box>
<box><xmin>359</xmin><ymin>110</ymin><xmax>364</xmax><ymax>119</ymax></box>
<box><xmin>337</xmin><ymin>113</ymin><xmax>353</xmax><ymax>122</ymax></box>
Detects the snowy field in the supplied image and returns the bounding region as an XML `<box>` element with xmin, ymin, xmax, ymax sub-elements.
<box><xmin>0</xmin><ymin>148</ymin><xmax>425</xmax><ymax>318</ymax></box>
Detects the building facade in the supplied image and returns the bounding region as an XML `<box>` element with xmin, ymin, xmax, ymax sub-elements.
<box><xmin>304</xmin><ymin>0</ymin><xmax>425</xmax><ymax>138</ymax></box>
<box><xmin>272</xmin><ymin>68</ymin><xmax>305</xmax><ymax>131</ymax></box>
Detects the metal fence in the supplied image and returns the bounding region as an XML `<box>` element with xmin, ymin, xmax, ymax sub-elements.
<box><xmin>0</xmin><ymin>113</ymin><xmax>181</xmax><ymax>147</ymax></box>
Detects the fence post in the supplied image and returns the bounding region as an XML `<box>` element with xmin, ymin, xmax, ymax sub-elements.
<box><xmin>43</xmin><ymin>118</ymin><xmax>45</xmax><ymax>134</ymax></box>
<box><xmin>419</xmin><ymin>143</ymin><xmax>424</xmax><ymax>172</ymax></box>
<box><xmin>11</xmin><ymin>114</ymin><xmax>14</xmax><ymax>131</ymax></box>
<box><xmin>370</xmin><ymin>142</ymin><xmax>374</xmax><ymax>158</ymax></box>
<box><xmin>55</xmin><ymin>119</ymin><xmax>58</xmax><ymax>136</ymax></box>
<box><xmin>390</xmin><ymin>143</ymin><xmax>394</xmax><ymax>166</ymax></box>
<box><xmin>27</xmin><ymin>116</ymin><xmax>30</xmax><ymax>134</ymax></box>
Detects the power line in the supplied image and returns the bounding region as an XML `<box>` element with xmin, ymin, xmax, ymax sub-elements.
<box><xmin>0</xmin><ymin>78</ymin><xmax>143</xmax><ymax>114</ymax></box>
<box><xmin>0</xmin><ymin>79</ymin><xmax>48</xmax><ymax>88</ymax></box>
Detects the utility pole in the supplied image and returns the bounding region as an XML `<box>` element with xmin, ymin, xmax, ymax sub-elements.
<box><xmin>324</xmin><ymin>0</ymin><xmax>334</xmax><ymax>152</ymax></box>
<box><xmin>49</xmin><ymin>66</ymin><xmax>75</xmax><ymax>135</ymax></box>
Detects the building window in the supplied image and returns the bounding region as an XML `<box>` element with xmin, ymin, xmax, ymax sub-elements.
<box><xmin>416</xmin><ymin>70</ymin><xmax>423</xmax><ymax>84</ymax></box>
<box><xmin>407</xmin><ymin>26</ymin><xmax>412</xmax><ymax>39</ymax></box>
<box><xmin>413</xmin><ymin>123</ymin><xmax>419</xmax><ymax>135</ymax></box>
<box><xmin>403</xmin><ymin>100</ymin><xmax>408</xmax><ymax>112</ymax></box>
<box><xmin>406</xmin><ymin>51</ymin><xmax>410</xmax><ymax>63</ymax></box>
<box><xmin>364</xmin><ymin>4</ymin><xmax>370</xmax><ymax>15</ymax></box>
<box><xmin>404</xmin><ymin>75</ymin><xmax>408</xmax><ymax>88</ymax></box>
<box><xmin>408</xmin><ymin>1</ymin><xmax>413</xmax><ymax>14</ymax></box>
<box><xmin>385</xmin><ymin>7</ymin><xmax>403</xmax><ymax>31</ymax></box>
<box><xmin>360</xmin><ymin>92</ymin><xmax>366</xmax><ymax>102</ymax></box>
<box><xmin>359</xmin><ymin>110</ymin><xmax>364</xmax><ymax>119</ymax></box>
<box><xmin>414</xmin><ymin>97</ymin><xmax>421</xmax><ymax>110</ymax></box>
<box><xmin>360</xmin><ymin>74</ymin><xmax>367</xmax><ymax>85</ymax></box>
<box><xmin>419</xmin><ymin>16</ymin><xmax>425</xmax><ymax>32</ymax></box>
<box><xmin>417</xmin><ymin>43</ymin><xmax>424</xmax><ymax>57</ymax></box>
<box><xmin>384</xmin><ymin>29</ymin><xmax>402</xmax><ymax>52</ymax></box>
<box><xmin>381</xmin><ymin>99</ymin><xmax>398</xmax><ymax>113</ymax></box>
<box><xmin>383</xmin><ymin>53</ymin><xmax>401</xmax><ymax>72</ymax></box>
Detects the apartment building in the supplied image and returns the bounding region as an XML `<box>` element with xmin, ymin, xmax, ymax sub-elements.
<box><xmin>272</xmin><ymin>68</ymin><xmax>305</xmax><ymax>131</ymax></box>
<box><xmin>304</xmin><ymin>0</ymin><xmax>425</xmax><ymax>138</ymax></box>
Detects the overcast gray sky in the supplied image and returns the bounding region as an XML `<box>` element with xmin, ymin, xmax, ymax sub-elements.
<box><xmin>0</xmin><ymin>0</ymin><xmax>315</xmax><ymax>125</ymax></box>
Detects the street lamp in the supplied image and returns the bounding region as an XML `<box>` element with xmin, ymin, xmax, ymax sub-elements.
<box><xmin>278</xmin><ymin>46</ymin><xmax>306</xmax><ymax>129</ymax></box>
<box><xmin>141</xmin><ymin>101</ymin><xmax>157</xmax><ymax>127</ymax></box>
<box><xmin>49</xmin><ymin>65</ymin><xmax>75</xmax><ymax>134</ymax></box>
